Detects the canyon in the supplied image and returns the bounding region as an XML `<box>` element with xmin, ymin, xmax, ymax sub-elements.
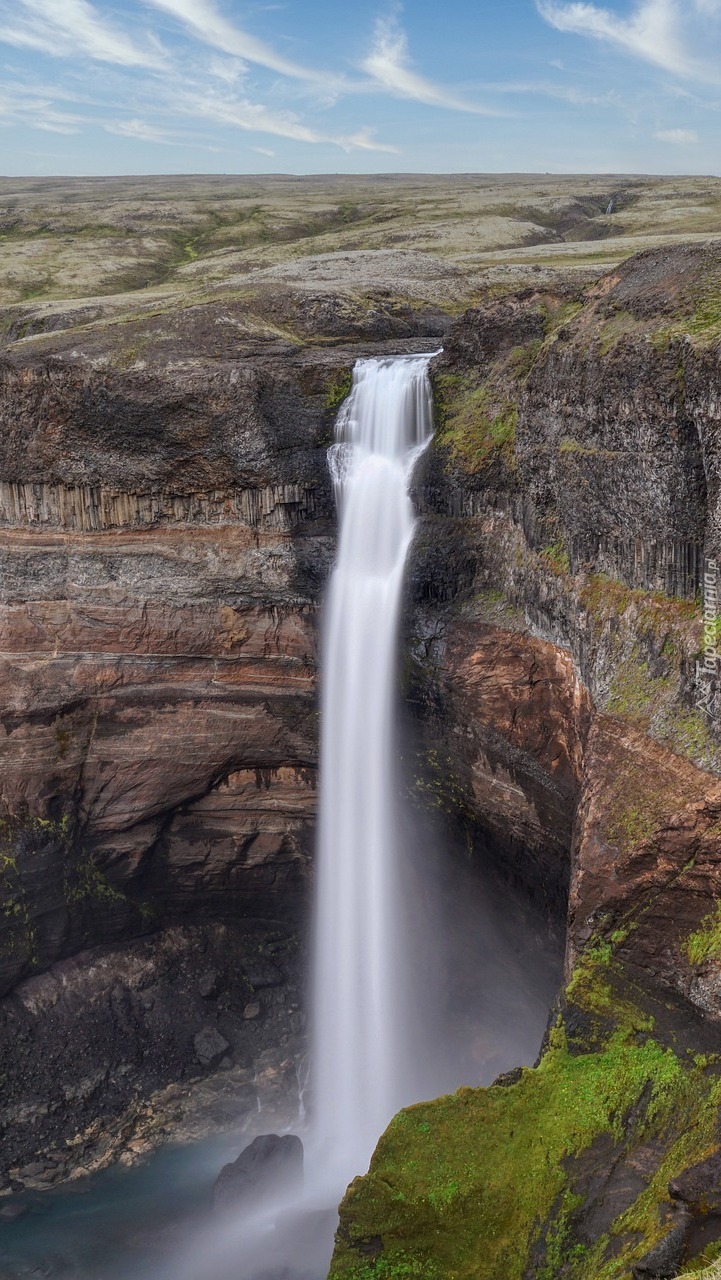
<box><xmin>2</xmin><ymin>174</ymin><xmax>721</xmax><ymax>1277</ymax></box>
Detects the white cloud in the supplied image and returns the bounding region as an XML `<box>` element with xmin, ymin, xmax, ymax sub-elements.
<box><xmin>207</xmin><ymin>54</ymin><xmax>247</xmax><ymax>84</ymax></box>
<box><xmin>174</xmin><ymin>88</ymin><xmax>398</xmax><ymax>151</ymax></box>
<box><xmin>655</xmin><ymin>126</ymin><xmax>699</xmax><ymax>141</ymax></box>
<box><xmin>0</xmin><ymin>0</ymin><xmax>164</xmax><ymax>67</ymax></box>
<box><xmin>361</xmin><ymin>14</ymin><xmax>498</xmax><ymax>114</ymax></box>
<box><xmin>182</xmin><ymin>90</ymin><xmax>331</xmax><ymax>143</ymax></box>
<box><xmin>0</xmin><ymin>88</ymin><xmax>84</xmax><ymax>132</ymax></box>
<box><xmin>104</xmin><ymin>117</ymin><xmax>174</xmax><ymax>142</ymax></box>
<box><xmin>252</xmin><ymin>145</ymin><xmax>276</xmax><ymax>156</ymax></box>
<box><xmin>482</xmin><ymin>77</ymin><xmax>619</xmax><ymax>106</ymax></box>
<box><xmin>536</xmin><ymin>0</ymin><xmax>698</xmax><ymax>77</ymax></box>
<box><xmin>144</xmin><ymin>0</ymin><xmax>345</xmax><ymax>88</ymax></box>
<box><xmin>338</xmin><ymin>126</ymin><xmax>400</xmax><ymax>154</ymax></box>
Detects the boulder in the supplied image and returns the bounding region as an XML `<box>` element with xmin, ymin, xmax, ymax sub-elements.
<box><xmin>632</xmin><ymin>1211</ymin><xmax>690</xmax><ymax>1278</ymax></box>
<box><xmin>212</xmin><ymin>1133</ymin><xmax>303</xmax><ymax>1214</ymax></box>
<box><xmin>194</xmin><ymin>1027</ymin><xmax>230</xmax><ymax>1069</ymax></box>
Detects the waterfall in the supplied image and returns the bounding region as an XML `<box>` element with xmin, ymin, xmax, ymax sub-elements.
<box><xmin>144</xmin><ymin>355</ymin><xmax>440</xmax><ymax>1280</ymax></box>
<box><xmin>312</xmin><ymin>354</ymin><xmax>435</xmax><ymax>1176</ymax></box>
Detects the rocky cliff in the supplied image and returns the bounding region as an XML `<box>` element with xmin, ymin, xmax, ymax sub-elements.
<box><xmin>0</xmin><ymin>321</ymin><xmax>313</xmax><ymax>1184</ymax></box>
<box><xmin>333</xmin><ymin>242</ymin><xmax>721</xmax><ymax>1279</ymax></box>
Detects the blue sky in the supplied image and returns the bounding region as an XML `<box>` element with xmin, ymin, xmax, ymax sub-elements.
<box><xmin>0</xmin><ymin>0</ymin><xmax>719</xmax><ymax>175</ymax></box>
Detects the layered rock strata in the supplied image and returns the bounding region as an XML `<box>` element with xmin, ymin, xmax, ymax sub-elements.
<box><xmin>0</xmin><ymin>339</ymin><xmax>345</xmax><ymax>1176</ymax></box>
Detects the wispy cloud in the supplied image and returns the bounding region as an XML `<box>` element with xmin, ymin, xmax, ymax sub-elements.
<box><xmin>481</xmin><ymin>77</ymin><xmax>620</xmax><ymax>107</ymax></box>
<box><xmin>144</xmin><ymin>0</ymin><xmax>348</xmax><ymax>89</ymax></box>
<box><xmin>173</xmin><ymin>87</ymin><xmax>398</xmax><ymax>151</ymax></box>
<box><xmin>361</xmin><ymin>14</ymin><xmax>498</xmax><ymax>114</ymax></box>
<box><xmin>655</xmin><ymin>125</ymin><xmax>698</xmax><ymax>141</ymax></box>
<box><xmin>104</xmin><ymin>117</ymin><xmax>174</xmax><ymax>142</ymax></box>
<box><xmin>537</xmin><ymin>0</ymin><xmax>721</xmax><ymax>81</ymax></box>
<box><xmin>0</xmin><ymin>87</ymin><xmax>84</xmax><ymax>132</ymax></box>
<box><xmin>0</xmin><ymin>0</ymin><xmax>164</xmax><ymax>67</ymax></box>
<box><xmin>537</xmin><ymin>0</ymin><xmax>697</xmax><ymax>75</ymax></box>
<box><xmin>341</xmin><ymin>126</ymin><xmax>400</xmax><ymax>153</ymax></box>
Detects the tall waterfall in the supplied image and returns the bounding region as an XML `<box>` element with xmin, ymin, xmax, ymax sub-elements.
<box><xmin>312</xmin><ymin>354</ymin><xmax>435</xmax><ymax>1175</ymax></box>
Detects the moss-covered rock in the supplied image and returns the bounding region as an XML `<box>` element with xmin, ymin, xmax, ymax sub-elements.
<box><xmin>330</xmin><ymin>947</ymin><xmax>721</xmax><ymax>1280</ymax></box>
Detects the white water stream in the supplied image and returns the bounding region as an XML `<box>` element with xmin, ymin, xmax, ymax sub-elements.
<box><xmin>312</xmin><ymin>354</ymin><xmax>435</xmax><ymax>1176</ymax></box>
<box><xmin>146</xmin><ymin>355</ymin><xmax>438</xmax><ymax>1280</ymax></box>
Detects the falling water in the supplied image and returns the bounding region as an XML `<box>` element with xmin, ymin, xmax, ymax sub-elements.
<box><xmin>312</xmin><ymin>353</ymin><xmax>435</xmax><ymax>1176</ymax></box>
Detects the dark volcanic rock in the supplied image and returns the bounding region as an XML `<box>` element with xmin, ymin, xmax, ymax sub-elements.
<box><xmin>194</xmin><ymin>1026</ymin><xmax>230</xmax><ymax>1068</ymax></box>
<box><xmin>212</xmin><ymin>1133</ymin><xmax>304</xmax><ymax>1214</ymax></box>
<box><xmin>632</xmin><ymin>1211</ymin><xmax>691</xmax><ymax>1278</ymax></box>
<box><xmin>0</xmin><ymin>921</ymin><xmax>300</xmax><ymax>1181</ymax></box>
<box><xmin>670</xmin><ymin>1147</ymin><xmax>721</xmax><ymax>1213</ymax></box>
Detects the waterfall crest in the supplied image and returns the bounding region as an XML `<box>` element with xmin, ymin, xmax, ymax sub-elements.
<box><xmin>312</xmin><ymin>354</ymin><xmax>435</xmax><ymax>1176</ymax></box>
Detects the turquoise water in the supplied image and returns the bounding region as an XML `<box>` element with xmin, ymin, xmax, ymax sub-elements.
<box><xmin>0</xmin><ymin>1133</ymin><xmax>243</xmax><ymax>1279</ymax></box>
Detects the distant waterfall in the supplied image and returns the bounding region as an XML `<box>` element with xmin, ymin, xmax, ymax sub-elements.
<box><xmin>312</xmin><ymin>354</ymin><xmax>435</xmax><ymax>1175</ymax></box>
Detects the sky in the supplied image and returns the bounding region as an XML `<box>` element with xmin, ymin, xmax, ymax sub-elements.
<box><xmin>0</xmin><ymin>0</ymin><xmax>720</xmax><ymax>175</ymax></box>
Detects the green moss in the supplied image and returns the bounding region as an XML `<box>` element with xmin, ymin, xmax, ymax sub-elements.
<box><xmin>605</xmin><ymin>648</ymin><xmax>661</xmax><ymax>724</ymax></box>
<box><xmin>326</xmin><ymin>368</ymin><xmax>353</xmax><ymax>413</ymax></box>
<box><xmin>650</xmin><ymin>279</ymin><xmax>721</xmax><ymax>348</ymax></box>
<box><xmin>542</xmin><ymin>299</ymin><xmax>584</xmax><ymax>339</ymax></box>
<box><xmin>433</xmin><ymin>373</ymin><xmax>518</xmax><ymax>474</ymax></box>
<box><xmin>65</xmin><ymin>854</ymin><xmax>127</xmax><ymax>907</ymax></box>
<box><xmin>508</xmin><ymin>339</ymin><xmax>543</xmax><ymax>380</ymax></box>
<box><xmin>659</xmin><ymin>704</ymin><xmax>720</xmax><ymax>766</ymax></box>
<box><xmin>596</xmin><ymin>310</ymin><xmax>639</xmax><ymax>355</ymax></box>
<box><xmin>580</xmin><ymin>573</ymin><xmax>632</xmax><ymax>622</ymax></box>
<box><xmin>602</xmin><ymin>763</ymin><xmax>670</xmax><ymax>855</ymax></box>
<box><xmin>540</xmin><ymin>540</ymin><xmax>570</xmax><ymax>575</ymax></box>
<box><xmin>331</xmin><ymin>1001</ymin><xmax>716</xmax><ymax>1280</ymax></box>
<box><xmin>580</xmin><ymin>574</ymin><xmax>699</xmax><ymax>630</ymax></box>
<box><xmin>0</xmin><ymin>812</ymin><xmax>129</xmax><ymax>972</ymax></box>
<box><xmin>410</xmin><ymin>748</ymin><xmax>475</xmax><ymax>828</ymax></box>
<box><xmin>678</xmin><ymin>1251</ymin><xmax>721</xmax><ymax>1278</ymax></box>
<box><xmin>685</xmin><ymin>290</ymin><xmax>721</xmax><ymax>339</ymax></box>
<box><xmin>685</xmin><ymin>901</ymin><xmax>721</xmax><ymax>967</ymax></box>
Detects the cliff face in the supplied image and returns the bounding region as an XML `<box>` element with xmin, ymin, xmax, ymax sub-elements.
<box><xmin>334</xmin><ymin>243</ymin><xmax>721</xmax><ymax>1279</ymax></box>
<box><xmin>0</xmin><ymin>333</ymin><xmax>344</xmax><ymax>1180</ymax></box>
<box><xmin>0</xmin><ymin>352</ymin><xmax>337</xmax><ymax>996</ymax></box>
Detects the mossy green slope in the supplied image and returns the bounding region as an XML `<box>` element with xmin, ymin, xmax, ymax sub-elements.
<box><xmin>330</xmin><ymin>950</ymin><xmax>721</xmax><ymax>1280</ymax></box>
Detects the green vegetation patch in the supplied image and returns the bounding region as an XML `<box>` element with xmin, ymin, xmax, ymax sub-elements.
<box><xmin>325</xmin><ymin>368</ymin><xmax>354</xmax><ymax>413</ymax></box>
<box><xmin>432</xmin><ymin>372</ymin><xmax>518</xmax><ymax>474</ymax></box>
<box><xmin>0</xmin><ymin>810</ymin><xmax>138</xmax><ymax>972</ymax></box>
<box><xmin>603</xmin><ymin>754</ymin><xmax>673</xmax><ymax>853</ymax></box>
<box><xmin>331</xmin><ymin>941</ymin><xmax>721</xmax><ymax>1280</ymax></box>
<box><xmin>658</xmin><ymin>704</ymin><xmax>721</xmax><ymax>769</ymax></box>
<box><xmin>604</xmin><ymin>644</ymin><xmax>669</xmax><ymax>726</ymax></box>
<box><xmin>685</xmin><ymin>901</ymin><xmax>721</xmax><ymax>967</ymax></box>
<box><xmin>541</xmin><ymin>540</ymin><xmax>571</xmax><ymax>576</ymax></box>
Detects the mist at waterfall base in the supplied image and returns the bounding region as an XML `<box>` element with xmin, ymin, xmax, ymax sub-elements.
<box><xmin>0</xmin><ymin>357</ymin><xmax>561</xmax><ymax>1280</ymax></box>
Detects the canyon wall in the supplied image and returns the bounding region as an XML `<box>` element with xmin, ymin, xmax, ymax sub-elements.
<box><xmin>334</xmin><ymin>242</ymin><xmax>721</xmax><ymax>1280</ymax></box>
<box><xmin>0</xmin><ymin>336</ymin><xmax>345</xmax><ymax>1181</ymax></box>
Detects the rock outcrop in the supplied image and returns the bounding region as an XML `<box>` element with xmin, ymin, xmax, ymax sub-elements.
<box><xmin>212</xmin><ymin>1132</ymin><xmax>303</xmax><ymax>1214</ymax></box>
